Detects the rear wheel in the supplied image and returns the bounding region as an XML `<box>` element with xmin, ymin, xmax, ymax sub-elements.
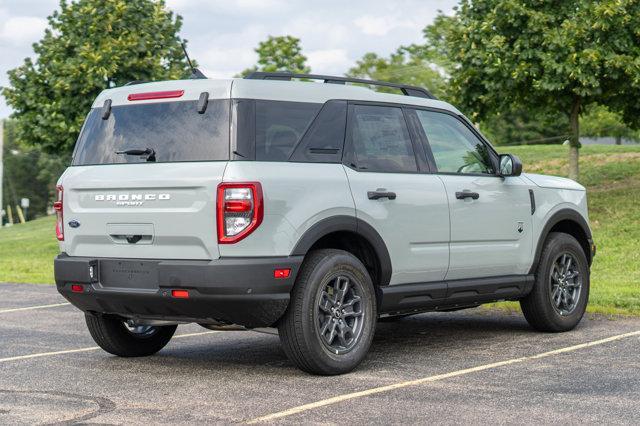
<box><xmin>278</xmin><ymin>249</ymin><xmax>377</xmax><ymax>375</ymax></box>
<box><xmin>521</xmin><ymin>232</ymin><xmax>590</xmax><ymax>332</ymax></box>
<box><xmin>85</xmin><ymin>313</ymin><xmax>177</xmax><ymax>357</ymax></box>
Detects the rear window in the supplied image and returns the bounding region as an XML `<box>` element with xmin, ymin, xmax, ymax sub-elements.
<box><xmin>72</xmin><ymin>100</ymin><xmax>230</xmax><ymax>165</ymax></box>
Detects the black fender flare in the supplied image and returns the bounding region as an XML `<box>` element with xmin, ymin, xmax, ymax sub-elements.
<box><xmin>291</xmin><ymin>215</ymin><xmax>392</xmax><ymax>286</ymax></box>
<box><xmin>529</xmin><ymin>208</ymin><xmax>593</xmax><ymax>274</ymax></box>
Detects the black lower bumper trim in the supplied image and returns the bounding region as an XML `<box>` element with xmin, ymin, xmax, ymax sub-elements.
<box><xmin>55</xmin><ymin>254</ymin><xmax>303</xmax><ymax>328</ymax></box>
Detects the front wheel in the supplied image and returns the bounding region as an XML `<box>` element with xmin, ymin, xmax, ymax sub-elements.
<box><xmin>278</xmin><ymin>249</ymin><xmax>377</xmax><ymax>375</ymax></box>
<box><xmin>520</xmin><ymin>232</ymin><xmax>590</xmax><ymax>332</ymax></box>
<box><xmin>85</xmin><ymin>313</ymin><xmax>177</xmax><ymax>357</ymax></box>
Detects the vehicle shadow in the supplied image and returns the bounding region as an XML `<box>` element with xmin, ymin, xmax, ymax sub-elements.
<box><xmin>98</xmin><ymin>309</ymin><xmax>542</xmax><ymax>376</ymax></box>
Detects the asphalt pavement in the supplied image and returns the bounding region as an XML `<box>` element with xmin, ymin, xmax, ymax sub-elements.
<box><xmin>1</xmin><ymin>282</ymin><xmax>638</xmax><ymax>425</ymax></box>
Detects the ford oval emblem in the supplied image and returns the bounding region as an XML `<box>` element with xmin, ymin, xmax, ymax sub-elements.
<box><xmin>68</xmin><ymin>220</ymin><xmax>80</xmax><ymax>228</ymax></box>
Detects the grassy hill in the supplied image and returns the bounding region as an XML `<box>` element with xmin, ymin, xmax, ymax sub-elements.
<box><xmin>1</xmin><ymin>144</ymin><xmax>638</xmax><ymax>314</ymax></box>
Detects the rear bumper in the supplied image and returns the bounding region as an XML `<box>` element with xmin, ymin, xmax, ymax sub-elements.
<box><xmin>54</xmin><ymin>253</ymin><xmax>303</xmax><ymax>327</ymax></box>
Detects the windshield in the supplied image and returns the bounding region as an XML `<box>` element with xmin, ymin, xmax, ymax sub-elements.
<box><xmin>72</xmin><ymin>99</ymin><xmax>230</xmax><ymax>165</ymax></box>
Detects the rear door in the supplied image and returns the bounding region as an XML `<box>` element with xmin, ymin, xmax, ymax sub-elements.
<box><xmin>61</xmin><ymin>96</ymin><xmax>231</xmax><ymax>260</ymax></box>
<box><xmin>410</xmin><ymin>108</ymin><xmax>533</xmax><ymax>280</ymax></box>
<box><xmin>343</xmin><ymin>103</ymin><xmax>450</xmax><ymax>286</ymax></box>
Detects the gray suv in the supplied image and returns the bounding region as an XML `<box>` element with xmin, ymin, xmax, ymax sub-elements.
<box><xmin>55</xmin><ymin>72</ymin><xmax>595</xmax><ymax>375</ymax></box>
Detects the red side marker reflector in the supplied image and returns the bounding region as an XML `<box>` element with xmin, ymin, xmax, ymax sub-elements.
<box><xmin>71</xmin><ymin>284</ymin><xmax>84</xmax><ymax>293</ymax></box>
<box><xmin>171</xmin><ymin>289</ymin><xmax>190</xmax><ymax>299</ymax></box>
<box><xmin>274</xmin><ymin>269</ymin><xmax>291</xmax><ymax>279</ymax></box>
<box><xmin>127</xmin><ymin>90</ymin><xmax>184</xmax><ymax>101</ymax></box>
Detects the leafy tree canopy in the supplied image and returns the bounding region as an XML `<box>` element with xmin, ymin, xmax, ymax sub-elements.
<box><xmin>480</xmin><ymin>108</ymin><xmax>570</xmax><ymax>146</ymax></box>
<box><xmin>240</xmin><ymin>35</ymin><xmax>310</xmax><ymax>77</ymax></box>
<box><xmin>3</xmin><ymin>0</ymin><xmax>193</xmax><ymax>155</ymax></box>
<box><xmin>446</xmin><ymin>0</ymin><xmax>640</xmax><ymax>179</ymax></box>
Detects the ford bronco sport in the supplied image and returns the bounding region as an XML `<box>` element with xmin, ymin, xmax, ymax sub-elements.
<box><xmin>54</xmin><ymin>72</ymin><xmax>595</xmax><ymax>375</ymax></box>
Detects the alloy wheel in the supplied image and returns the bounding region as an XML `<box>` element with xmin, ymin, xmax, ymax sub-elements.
<box><xmin>549</xmin><ymin>252</ymin><xmax>583</xmax><ymax>316</ymax></box>
<box><xmin>316</xmin><ymin>275</ymin><xmax>365</xmax><ymax>354</ymax></box>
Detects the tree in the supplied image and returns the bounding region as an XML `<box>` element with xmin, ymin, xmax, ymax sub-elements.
<box><xmin>348</xmin><ymin>14</ymin><xmax>570</xmax><ymax>147</ymax></box>
<box><xmin>348</xmin><ymin>15</ymin><xmax>453</xmax><ymax>99</ymax></box>
<box><xmin>446</xmin><ymin>0</ymin><xmax>640</xmax><ymax>180</ymax></box>
<box><xmin>479</xmin><ymin>108</ymin><xmax>570</xmax><ymax>146</ymax></box>
<box><xmin>239</xmin><ymin>35</ymin><xmax>310</xmax><ymax>77</ymax></box>
<box><xmin>2</xmin><ymin>120</ymin><xmax>66</xmax><ymax>223</ymax></box>
<box><xmin>3</xmin><ymin>0</ymin><xmax>193</xmax><ymax>155</ymax></box>
<box><xmin>581</xmin><ymin>105</ymin><xmax>640</xmax><ymax>145</ymax></box>
<box><xmin>347</xmin><ymin>49</ymin><xmax>448</xmax><ymax>99</ymax></box>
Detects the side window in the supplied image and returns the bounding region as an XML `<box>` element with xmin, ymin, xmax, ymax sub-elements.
<box><xmin>349</xmin><ymin>105</ymin><xmax>418</xmax><ymax>173</ymax></box>
<box><xmin>414</xmin><ymin>110</ymin><xmax>494</xmax><ymax>174</ymax></box>
<box><xmin>255</xmin><ymin>100</ymin><xmax>321</xmax><ymax>161</ymax></box>
<box><xmin>290</xmin><ymin>100</ymin><xmax>347</xmax><ymax>163</ymax></box>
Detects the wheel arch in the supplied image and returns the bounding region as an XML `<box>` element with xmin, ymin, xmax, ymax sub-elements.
<box><xmin>530</xmin><ymin>208</ymin><xmax>593</xmax><ymax>274</ymax></box>
<box><xmin>291</xmin><ymin>215</ymin><xmax>392</xmax><ymax>287</ymax></box>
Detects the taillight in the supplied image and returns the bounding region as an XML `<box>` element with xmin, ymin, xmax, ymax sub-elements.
<box><xmin>54</xmin><ymin>185</ymin><xmax>64</xmax><ymax>241</ymax></box>
<box><xmin>217</xmin><ymin>182</ymin><xmax>263</xmax><ymax>244</ymax></box>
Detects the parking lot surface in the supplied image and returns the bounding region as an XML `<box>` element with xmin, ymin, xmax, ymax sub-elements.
<box><xmin>1</xmin><ymin>282</ymin><xmax>638</xmax><ymax>425</ymax></box>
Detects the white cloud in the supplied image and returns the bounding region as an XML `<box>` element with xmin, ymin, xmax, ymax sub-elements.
<box><xmin>307</xmin><ymin>49</ymin><xmax>351</xmax><ymax>74</ymax></box>
<box><xmin>0</xmin><ymin>16</ymin><xmax>47</xmax><ymax>45</ymax></box>
<box><xmin>354</xmin><ymin>14</ymin><xmax>421</xmax><ymax>36</ymax></box>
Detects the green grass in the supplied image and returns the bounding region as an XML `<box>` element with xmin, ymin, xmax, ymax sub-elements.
<box><xmin>1</xmin><ymin>144</ymin><xmax>639</xmax><ymax>315</ymax></box>
<box><xmin>0</xmin><ymin>215</ymin><xmax>58</xmax><ymax>284</ymax></box>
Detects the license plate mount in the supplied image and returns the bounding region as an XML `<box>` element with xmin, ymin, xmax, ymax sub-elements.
<box><xmin>99</xmin><ymin>260</ymin><xmax>159</xmax><ymax>289</ymax></box>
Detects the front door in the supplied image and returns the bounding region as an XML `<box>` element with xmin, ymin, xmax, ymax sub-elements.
<box><xmin>343</xmin><ymin>103</ymin><xmax>450</xmax><ymax>285</ymax></box>
<box><xmin>410</xmin><ymin>108</ymin><xmax>533</xmax><ymax>280</ymax></box>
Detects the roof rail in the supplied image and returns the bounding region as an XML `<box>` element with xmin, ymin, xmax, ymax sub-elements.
<box><xmin>244</xmin><ymin>71</ymin><xmax>437</xmax><ymax>99</ymax></box>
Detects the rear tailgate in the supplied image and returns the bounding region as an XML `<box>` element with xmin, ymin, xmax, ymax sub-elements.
<box><xmin>60</xmin><ymin>162</ymin><xmax>226</xmax><ymax>260</ymax></box>
<box><xmin>59</xmin><ymin>80</ymin><xmax>233</xmax><ymax>260</ymax></box>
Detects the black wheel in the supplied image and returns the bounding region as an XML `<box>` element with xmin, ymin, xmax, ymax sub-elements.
<box><xmin>278</xmin><ymin>249</ymin><xmax>377</xmax><ymax>375</ymax></box>
<box><xmin>85</xmin><ymin>313</ymin><xmax>177</xmax><ymax>357</ymax></box>
<box><xmin>520</xmin><ymin>232</ymin><xmax>590</xmax><ymax>332</ymax></box>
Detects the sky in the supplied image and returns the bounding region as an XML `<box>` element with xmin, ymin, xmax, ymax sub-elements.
<box><xmin>0</xmin><ymin>0</ymin><xmax>457</xmax><ymax>118</ymax></box>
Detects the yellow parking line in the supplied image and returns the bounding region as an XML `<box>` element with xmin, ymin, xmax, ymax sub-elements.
<box><xmin>245</xmin><ymin>330</ymin><xmax>640</xmax><ymax>424</ymax></box>
<box><xmin>0</xmin><ymin>302</ymin><xmax>71</xmax><ymax>314</ymax></box>
<box><xmin>0</xmin><ymin>330</ymin><xmax>219</xmax><ymax>363</ymax></box>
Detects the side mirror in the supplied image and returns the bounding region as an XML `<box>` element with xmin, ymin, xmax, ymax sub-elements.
<box><xmin>499</xmin><ymin>154</ymin><xmax>522</xmax><ymax>177</ymax></box>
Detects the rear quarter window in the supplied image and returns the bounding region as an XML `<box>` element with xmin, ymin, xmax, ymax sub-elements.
<box><xmin>72</xmin><ymin>99</ymin><xmax>230</xmax><ymax>165</ymax></box>
<box><xmin>254</xmin><ymin>100</ymin><xmax>322</xmax><ymax>161</ymax></box>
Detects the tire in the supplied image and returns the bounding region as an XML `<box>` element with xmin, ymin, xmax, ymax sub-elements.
<box><xmin>278</xmin><ymin>249</ymin><xmax>377</xmax><ymax>375</ymax></box>
<box><xmin>85</xmin><ymin>313</ymin><xmax>177</xmax><ymax>357</ymax></box>
<box><xmin>520</xmin><ymin>232</ymin><xmax>590</xmax><ymax>332</ymax></box>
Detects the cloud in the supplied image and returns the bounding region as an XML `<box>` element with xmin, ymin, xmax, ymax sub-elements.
<box><xmin>306</xmin><ymin>49</ymin><xmax>351</xmax><ymax>74</ymax></box>
<box><xmin>354</xmin><ymin>14</ymin><xmax>421</xmax><ymax>36</ymax></box>
<box><xmin>0</xmin><ymin>16</ymin><xmax>47</xmax><ymax>45</ymax></box>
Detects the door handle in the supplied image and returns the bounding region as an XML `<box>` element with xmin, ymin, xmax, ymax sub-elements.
<box><xmin>455</xmin><ymin>191</ymin><xmax>480</xmax><ymax>200</ymax></box>
<box><xmin>368</xmin><ymin>190</ymin><xmax>397</xmax><ymax>200</ymax></box>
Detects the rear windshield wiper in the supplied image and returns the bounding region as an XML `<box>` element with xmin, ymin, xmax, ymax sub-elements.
<box><xmin>116</xmin><ymin>148</ymin><xmax>156</xmax><ymax>162</ymax></box>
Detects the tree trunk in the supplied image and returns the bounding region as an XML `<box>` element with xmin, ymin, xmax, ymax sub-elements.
<box><xmin>616</xmin><ymin>135</ymin><xmax>622</xmax><ymax>145</ymax></box>
<box><xmin>568</xmin><ymin>97</ymin><xmax>581</xmax><ymax>181</ymax></box>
